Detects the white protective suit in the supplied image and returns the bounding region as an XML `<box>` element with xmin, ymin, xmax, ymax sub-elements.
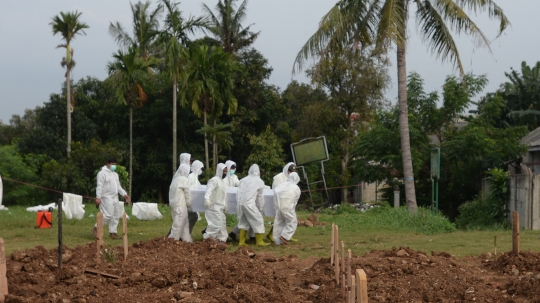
<box><xmin>95</xmin><ymin>165</ymin><xmax>128</xmax><ymax>234</ymax></box>
<box><xmin>272</xmin><ymin>162</ymin><xmax>296</xmax><ymax>189</ymax></box>
<box><xmin>188</xmin><ymin>160</ymin><xmax>204</xmax><ymax>187</ymax></box>
<box><xmin>223</xmin><ymin>160</ymin><xmax>240</xmax><ymax>187</ymax></box>
<box><xmin>236</xmin><ymin>164</ymin><xmax>266</xmax><ymax>234</ymax></box>
<box><xmin>203</xmin><ymin>163</ymin><xmax>228</xmax><ymax>242</ymax></box>
<box><xmin>0</xmin><ymin>174</ymin><xmax>4</xmax><ymax>210</ymax></box>
<box><xmin>168</xmin><ymin>164</ymin><xmax>192</xmax><ymax>242</ymax></box>
<box><xmin>273</xmin><ymin>172</ymin><xmax>301</xmax><ymax>245</ymax></box>
<box><xmin>173</xmin><ymin>153</ymin><xmax>191</xmax><ymax>179</ymax></box>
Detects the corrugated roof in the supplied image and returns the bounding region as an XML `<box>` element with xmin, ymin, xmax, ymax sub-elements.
<box><xmin>521</xmin><ymin>126</ymin><xmax>540</xmax><ymax>147</ymax></box>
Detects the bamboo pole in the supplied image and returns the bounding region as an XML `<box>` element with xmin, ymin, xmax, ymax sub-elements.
<box><xmin>356</xmin><ymin>269</ymin><xmax>368</xmax><ymax>303</ymax></box>
<box><xmin>123</xmin><ymin>212</ymin><xmax>128</xmax><ymax>261</ymax></box>
<box><xmin>331</xmin><ymin>223</ymin><xmax>335</xmax><ymax>265</ymax></box>
<box><xmin>96</xmin><ymin>212</ymin><xmax>104</xmax><ymax>263</ymax></box>
<box><xmin>512</xmin><ymin>211</ymin><xmax>520</xmax><ymax>254</ymax></box>
<box><xmin>0</xmin><ymin>238</ymin><xmax>7</xmax><ymax>301</ymax></box>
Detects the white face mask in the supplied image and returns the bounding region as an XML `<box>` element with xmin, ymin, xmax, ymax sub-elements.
<box><xmin>197</xmin><ymin>170</ymin><xmax>202</xmax><ymax>176</ymax></box>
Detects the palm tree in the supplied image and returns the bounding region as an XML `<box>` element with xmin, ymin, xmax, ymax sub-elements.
<box><xmin>50</xmin><ymin>11</ymin><xmax>89</xmax><ymax>158</ymax></box>
<box><xmin>107</xmin><ymin>48</ymin><xmax>159</xmax><ymax>198</ymax></box>
<box><xmin>109</xmin><ymin>0</ymin><xmax>163</xmax><ymax>57</ymax></box>
<box><xmin>202</xmin><ymin>0</ymin><xmax>259</xmax><ymax>54</ymax></box>
<box><xmin>294</xmin><ymin>0</ymin><xmax>509</xmax><ymax>213</ymax></box>
<box><xmin>159</xmin><ymin>0</ymin><xmax>208</xmax><ymax>173</ymax></box>
<box><xmin>182</xmin><ymin>45</ymin><xmax>239</xmax><ymax>170</ymax></box>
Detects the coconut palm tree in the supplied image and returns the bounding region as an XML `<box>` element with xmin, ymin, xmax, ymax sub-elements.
<box><xmin>294</xmin><ymin>0</ymin><xmax>509</xmax><ymax>213</ymax></box>
<box><xmin>159</xmin><ymin>0</ymin><xmax>208</xmax><ymax>173</ymax></box>
<box><xmin>202</xmin><ymin>0</ymin><xmax>259</xmax><ymax>54</ymax></box>
<box><xmin>107</xmin><ymin>48</ymin><xmax>159</xmax><ymax>197</ymax></box>
<box><xmin>182</xmin><ymin>45</ymin><xmax>240</xmax><ymax>170</ymax></box>
<box><xmin>50</xmin><ymin>11</ymin><xmax>89</xmax><ymax>158</ymax></box>
<box><xmin>109</xmin><ymin>0</ymin><xmax>163</xmax><ymax>58</ymax></box>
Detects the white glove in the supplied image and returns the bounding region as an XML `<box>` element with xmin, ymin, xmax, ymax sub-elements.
<box><xmin>204</xmin><ymin>199</ymin><xmax>211</xmax><ymax>208</ymax></box>
<box><xmin>187</xmin><ymin>205</ymin><xmax>193</xmax><ymax>212</ymax></box>
<box><xmin>223</xmin><ymin>207</ymin><xmax>228</xmax><ymax>215</ymax></box>
<box><xmin>259</xmin><ymin>207</ymin><xmax>263</xmax><ymax>213</ymax></box>
<box><xmin>186</xmin><ymin>200</ymin><xmax>191</xmax><ymax>208</ymax></box>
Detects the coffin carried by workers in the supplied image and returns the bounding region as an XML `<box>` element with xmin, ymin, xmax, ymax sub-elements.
<box><xmin>190</xmin><ymin>185</ymin><xmax>276</xmax><ymax>217</ymax></box>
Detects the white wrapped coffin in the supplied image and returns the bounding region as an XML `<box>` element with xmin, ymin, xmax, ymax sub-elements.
<box><xmin>189</xmin><ymin>185</ymin><xmax>207</xmax><ymax>212</ymax></box>
<box><xmin>263</xmin><ymin>188</ymin><xmax>275</xmax><ymax>217</ymax></box>
<box><xmin>190</xmin><ymin>185</ymin><xmax>275</xmax><ymax>217</ymax></box>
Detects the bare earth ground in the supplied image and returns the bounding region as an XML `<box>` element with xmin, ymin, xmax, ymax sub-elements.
<box><xmin>4</xmin><ymin>238</ymin><xmax>540</xmax><ymax>303</ymax></box>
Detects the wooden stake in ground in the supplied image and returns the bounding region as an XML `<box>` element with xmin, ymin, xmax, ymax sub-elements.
<box><xmin>57</xmin><ymin>198</ymin><xmax>62</xmax><ymax>283</ymax></box>
<box><xmin>494</xmin><ymin>235</ymin><xmax>497</xmax><ymax>256</ymax></box>
<box><xmin>331</xmin><ymin>223</ymin><xmax>335</xmax><ymax>265</ymax></box>
<box><xmin>335</xmin><ymin>226</ymin><xmax>340</xmax><ymax>284</ymax></box>
<box><xmin>342</xmin><ymin>274</ymin><xmax>346</xmax><ymax>297</ymax></box>
<box><xmin>0</xmin><ymin>238</ymin><xmax>8</xmax><ymax>301</ymax></box>
<box><xmin>96</xmin><ymin>212</ymin><xmax>104</xmax><ymax>263</ymax></box>
<box><xmin>512</xmin><ymin>211</ymin><xmax>520</xmax><ymax>255</ymax></box>
<box><xmin>123</xmin><ymin>212</ymin><xmax>128</xmax><ymax>261</ymax></box>
<box><xmin>341</xmin><ymin>241</ymin><xmax>345</xmax><ymax>276</ymax></box>
<box><xmin>356</xmin><ymin>269</ymin><xmax>368</xmax><ymax>303</ymax></box>
<box><xmin>350</xmin><ymin>275</ymin><xmax>356</xmax><ymax>303</ymax></box>
<box><xmin>347</xmin><ymin>249</ymin><xmax>352</xmax><ymax>290</ymax></box>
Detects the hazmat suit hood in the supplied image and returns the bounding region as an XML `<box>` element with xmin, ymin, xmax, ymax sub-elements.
<box><xmin>179</xmin><ymin>153</ymin><xmax>191</xmax><ymax>165</ymax></box>
<box><xmin>248</xmin><ymin>164</ymin><xmax>260</xmax><ymax>177</ymax></box>
<box><xmin>191</xmin><ymin>160</ymin><xmax>204</xmax><ymax>175</ymax></box>
<box><xmin>283</xmin><ymin>162</ymin><xmax>296</xmax><ymax>175</ymax></box>
<box><xmin>215</xmin><ymin>163</ymin><xmax>226</xmax><ymax>179</ymax></box>
<box><xmin>178</xmin><ymin>164</ymin><xmax>190</xmax><ymax>178</ymax></box>
<box><xmin>287</xmin><ymin>172</ymin><xmax>300</xmax><ymax>185</ymax></box>
<box><xmin>225</xmin><ymin>160</ymin><xmax>236</xmax><ymax>172</ymax></box>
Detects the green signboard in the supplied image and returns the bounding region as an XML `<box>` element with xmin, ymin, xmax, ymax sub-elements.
<box><xmin>292</xmin><ymin>137</ymin><xmax>328</xmax><ymax>166</ymax></box>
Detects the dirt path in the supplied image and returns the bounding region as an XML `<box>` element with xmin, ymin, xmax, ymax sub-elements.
<box><xmin>4</xmin><ymin>238</ymin><xmax>540</xmax><ymax>302</ymax></box>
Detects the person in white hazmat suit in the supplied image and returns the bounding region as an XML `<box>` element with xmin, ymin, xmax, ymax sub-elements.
<box><xmin>236</xmin><ymin>164</ymin><xmax>270</xmax><ymax>247</ymax></box>
<box><xmin>223</xmin><ymin>160</ymin><xmax>240</xmax><ymax>187</ymax></box>
<box><xmin>203</xmin><ymin>163</ymin><xmax>229</xmax><ymax>242</ymax></box>
<box><xmin>266</xmin><ymin>162</ymin><xmax>297</xmax><ymax>242</ymax></box>
<box><xmin>93</xmin><ymin>158</ymin><xmax>130</xmax><ymax>240</ymax></box>
<box><xmin>273</xmin><ymin>172</ymin><xmax>301</xmax><ymax>245</ymax></box>
<box><xmin>168</xmin><ymin>164</ymin><xmax>192</xmax><ymax>242</ymax></box>
<box><xmin>188</xmin><ymin>160</ymin><xmax>205</xmax><ymax>223</ymax></box>
<box><xmin>177</xmin><ymin>153</ymin><xmax>199</xmax><ymax>232</ymax></box>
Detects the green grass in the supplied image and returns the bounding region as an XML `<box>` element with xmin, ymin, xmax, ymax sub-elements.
<box><xmin>1</xmin><ymin>205</ymin><xmax>540</xmax><ymax>259</ymax></box>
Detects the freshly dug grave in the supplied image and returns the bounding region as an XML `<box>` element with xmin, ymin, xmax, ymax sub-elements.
<box><xmin>4</xmin><ymin>239</ymin><xmax>540</xmax><ymax>303</ymax></box>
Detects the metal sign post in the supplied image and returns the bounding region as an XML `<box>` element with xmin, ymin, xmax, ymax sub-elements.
<box><xmin>291</xmin><ymin>136</ymin><xmax>330</xmax><ymax>207</ymax></box>
<box><xmin>430</xmin><ymin>148</ymin><xmax>440</xmax><ymax>214</ymax></box>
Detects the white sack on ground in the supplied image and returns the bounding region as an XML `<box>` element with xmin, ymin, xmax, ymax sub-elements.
<box><xmin>62</xmin><ymin>193</ymin><xmax>85</xmax><ymax>220</ymax></box>
<box><xmin>26</xmin><ymin>202</ymin><xmax>57</xmax><ymax>212</ymax></box>
<box><xmin>132</xmin><ymin>202</ymin><xmax>162</xmax><ymax>220</ymax></box>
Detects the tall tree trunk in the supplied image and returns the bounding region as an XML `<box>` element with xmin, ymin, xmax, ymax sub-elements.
<box><xmin>129</xmin><ymin>106</ymin><xmax>133</xmax><ymax>199</ymax></box>
<box><xmin>397</xmin><ymin>44</ymin><xmax>417</xmax><ymax>213</ymax></box>
<box><xmin>213</xmin><ymin>118</ymin><xmax>217</xmax><ymax>167</ymax></box>
<box><xmin>341</xmin><ymin>138</ymin><xmax>349</xmax><ymax>204</ymax></box>
<box><xmin>204</xmin><ymin>111</ymin><xmax>210</xmax><ymax>171</ymax></box>
<box><xmin>172</xmin><ymin>75</ymin><xmax>177</xmax><ymax>174</ymax></box>
<box><xmin>66</xmin><ymin>69</ymin><xmax>71</xmax><ymax>158</ymax></box>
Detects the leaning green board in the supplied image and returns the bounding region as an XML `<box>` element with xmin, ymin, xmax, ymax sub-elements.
<box><xmin>292</xmin><ymin>138</ymin><xmax>328</xmax><ymax>166</ymax></box>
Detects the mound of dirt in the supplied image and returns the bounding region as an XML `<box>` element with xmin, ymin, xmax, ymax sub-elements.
<box><xmin>5</xmin><ymin>241</ymin><xmax>540</xmax><ymax>302</ymax></box>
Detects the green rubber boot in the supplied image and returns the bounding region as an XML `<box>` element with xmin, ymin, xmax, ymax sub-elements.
<box><xmin>289</xmin><ymin>237</ymin><xmax>298</xmax><ymax>242</ymax></box>
<box><xmin>266</xmin><ymin>226</ymin><xmax>274</xmax><ymax>242</ymax></box>
<box><xmin>256</xmin><ymin>234</ymin><xmax>270</xmax><ymax>246</ymax></box>
<box><xmin>238</xmin><ymin>229</ymin><xmax>248</xmax><ymax>246</ymax></box>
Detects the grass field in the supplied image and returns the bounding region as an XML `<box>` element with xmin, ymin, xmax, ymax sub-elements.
<box><xmin>1</xmin><ymin>204</ymin><xmax>540</xmax><ymax>258</ymax></box>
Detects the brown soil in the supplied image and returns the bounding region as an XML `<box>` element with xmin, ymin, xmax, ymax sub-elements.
<box><xmin>4</xmin><ymin>240</ymin><xmax>540</xmax><ymax>303</ymax></box>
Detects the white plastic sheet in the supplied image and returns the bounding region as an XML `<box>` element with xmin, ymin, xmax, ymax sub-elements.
<box><xmin>132</xmin><ymin>202</ymin><xmax>163</xmax><ymax>220</ymax></box>
<box><xmin>26</xmin><ymin>202</ymin><xmax>57</xmax><ymax>212</ymax></box>
<box><xmin>62</xmin><ymin>193</ymin><xmax>85</xmax><ymax>220</ymax></box>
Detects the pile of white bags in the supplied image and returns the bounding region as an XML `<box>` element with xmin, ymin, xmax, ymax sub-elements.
<box><xmin>132</xmin><ymin>202</ymin><xmax>163</xmax><ymax>220</ymax></box>
<box><xmin>62</xmin><ymin>193</ymin><xmax>85</xmax><ymax>220</ymax></box>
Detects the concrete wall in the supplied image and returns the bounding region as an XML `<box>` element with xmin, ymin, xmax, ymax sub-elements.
<box><xmin>507</xmin><ymin>164</ymin><xmax>540</xmax><ymax>229</ymax></box>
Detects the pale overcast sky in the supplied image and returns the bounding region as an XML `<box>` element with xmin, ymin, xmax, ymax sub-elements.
<box><xmin>0</xmin><ymin>0</ymin><xmax>536</xmax><ymax>123</ymax></box>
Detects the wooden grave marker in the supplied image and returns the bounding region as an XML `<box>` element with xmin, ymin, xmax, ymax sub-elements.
<box><xmin>96</xmin><ymin>212</ymin><xmax>104</xmax><ymax>263</ymax></box>
<box><xmin>0</xmin><ymin>238</ymin><xmax>8</xmax><ymax>302</ymax></box>
<box><xmin>356</xmin><ymin>269</ymin><xmax>368</xmax><ymax>303</ymax></box>
<box><xmin>123</xmin><ymin>212</ymin><xmax>128</xmax><ymax>260</ymax></box>
<box><xmin>512</xmin><ymin>211</ymin><xmax>520</xmax><ymax>254</ymax></box>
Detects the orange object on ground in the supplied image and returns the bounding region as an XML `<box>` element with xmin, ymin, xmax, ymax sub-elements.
<box><xmin>36</xmin><ymin>211</ymin><xmax>52</xmax><ymax>228</ymax></box>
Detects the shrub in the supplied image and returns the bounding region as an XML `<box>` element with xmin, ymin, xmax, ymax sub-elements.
<box><xmin>455</xmin><ymin>195</ymin><xmax>508</xmax><ymax>230</ymax></box>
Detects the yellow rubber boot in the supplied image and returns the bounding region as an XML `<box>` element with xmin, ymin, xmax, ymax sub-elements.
<box><xmin>289</xmin><ymin>237</ymin><xmax>298</xmax><ymax>242</ymax></box>
<box><xmin>238</xmin><ymin>229</ymin><xmax>248</xmax><ymax>246</ymax></box>
<box><xmin>256</xmin><ymin>234</ymin><xmax>270</xmax><ymax>246</ymax></box>
<box><xmin>266</xmin><ymin>226</ymin><xmax>274</xmax><ymax>242</ymax></box>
